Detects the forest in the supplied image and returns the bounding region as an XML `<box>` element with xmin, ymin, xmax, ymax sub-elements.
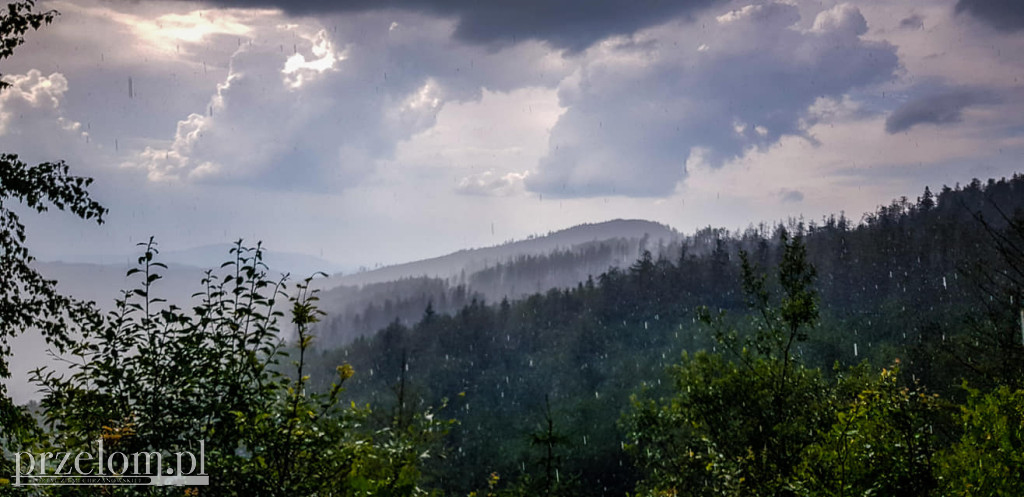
<box><xmin>309</xmin><ymin>176</ymin><xmax>1024</xmax><ymax>497</ymax></box>
<box><xmin>3</xmin><ymin>1</ymin><xmax>1024</xmax><ymax>496</ymax></box>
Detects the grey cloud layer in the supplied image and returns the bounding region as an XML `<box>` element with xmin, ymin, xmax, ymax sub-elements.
<box><xmin>526</xmin><ymin>3</ymin><xmax>899</xmax><ymax>198</ymax></box>
<box><xmin>16</xmin><ymin>0</ymin><xmax>1017</xmax><ymax>206</ymax></box>
<box><xmin>885</xmin><ymin>89</ymin><xmax>1000</xmax><ymax>134</ymax></box>
<box><xmin>956</xmin><ymin>0</ymin><xmax>1024</xmax><ymax>32</ymax></box>
<box><xmin>189</xmin><ymin>0</ymin><xmax>717</xmax><ymax>52</ymax></box>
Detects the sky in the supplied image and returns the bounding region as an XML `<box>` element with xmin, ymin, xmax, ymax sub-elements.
<box><xmin>2</xmin><ymin>0</ymin><xmax>1023</xmax><ymax>269</ymax></box>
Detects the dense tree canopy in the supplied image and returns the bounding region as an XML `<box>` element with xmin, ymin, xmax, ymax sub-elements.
<box><xmin>315</xmin><ymin>175</ymin><xmax>1024</xmax><ymax>496</ymax></box>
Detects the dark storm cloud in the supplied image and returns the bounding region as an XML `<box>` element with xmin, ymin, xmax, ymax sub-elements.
<box><xmin>955</xmin><ymin>0</ymin><xmax>1024</xmax><ymax>32</ymax></box>
<box><xmin>885</xmin><ymin>89</ymin><xmax>999</xmax><ymax>134</ymax></box>
<box><xmin>192</xmin><ymin>0</ymin><xmax>718</xmax><ymax>51</ymax></box>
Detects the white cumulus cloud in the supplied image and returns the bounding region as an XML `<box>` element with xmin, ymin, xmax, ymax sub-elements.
<box><xmin>456</xmin><ymin>170</ymin><xmax>529</xmax><ymax>196</ymax></box>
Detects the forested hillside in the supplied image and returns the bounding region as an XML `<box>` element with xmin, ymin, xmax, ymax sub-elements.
<box><xmin>313</xmin><ymin>224</ymin><xmax>673</xmax><ymax>345</ymax></box>
<box><xmin>309</xmin><ymin>175</ymin><xmax>1024</xmax><ymax>496</ymax></box>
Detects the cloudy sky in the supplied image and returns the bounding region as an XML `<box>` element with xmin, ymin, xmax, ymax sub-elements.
<box><xmin>3</xmin><ymin>0</ymin><xmax>1023</xmax><ymax>268</ymax></box>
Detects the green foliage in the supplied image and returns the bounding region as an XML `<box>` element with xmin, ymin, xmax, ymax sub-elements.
<box><xmin>484</xmin><ymin>396</ymin><xmax>582</xmax><ymax>497</ymax></box>
<box><xmin>949</xmin><ymin>204</ymin><xmax>1024</xmax><ymax>389</ymax></box>
<box><xmin>723</xmin><ymin>230</ymin><xmax>818</xmax><ymax>364</ymax></box>
<box><xmin>938</xmin><ymin>385</ymin><xmax>1024</xmax><ymax>496</ymax></box>
<box><xmin>0</xmin><ymin>1</ymin><xmax>54</xmax><ymax>80</ymax></box>
<box><xmin>623</xmin><ymin>227</ymin><xmax>980</xmax><ymax>497</ymax></box>
<box><xmin>525</xmin><ymin>400</ymin><xmax>579</xmax><ymax>497</ymax></box>
<box><xmin>798</xmin><ymin>363</ymin><xmax>942</xmax><ymax>497</ymax></box>
<box><xmin>630</xmin><ymin>359</ymin><xmax>944</xmax><ymax>496</ymax></box>
<box><xmin>624</xmin><ymin>350</ymin><xmax>830</xmax><ymax>497</ymax></box>
<box><xmin>29</xmin><ymin>240</ymin><xmax>450</xmax><ymax>496</ymax></box>
<box><xmin>0</xmin><ymin>2</ymin><xmax>106</xmax><ymax>488</ymax></box>
<box><xmin>626</xmin><ymin>233</ymin><xmax>942</xmax><ymax>497</ymax></box>
<box><xmin>626</xmin><ymin>232</ymin><xmax>828</xmax><ymax>497</ymax></box>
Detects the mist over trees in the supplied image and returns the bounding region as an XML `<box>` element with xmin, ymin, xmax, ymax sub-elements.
<box><xmin>314</xmin><ymin>235</ymin><xmax>656</xmax><ymax>345</ymax></box>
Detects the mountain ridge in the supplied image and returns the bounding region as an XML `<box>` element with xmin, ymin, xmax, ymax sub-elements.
<box><xmin>318</xmin><ymin>218</ymin><xmax>677</xmax><ymax>289</ymax></box>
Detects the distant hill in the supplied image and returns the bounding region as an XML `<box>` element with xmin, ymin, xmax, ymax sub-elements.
<box><xmin>51</xmin><ymin>244</ymin><xmax>346</xmax><ymax>277</ymax></box>
<box><xmin>313</xmin><ymin>219</ymin><xmax>681</xmax><ymax>345</ymax></box>
<box><xmin>319</xmin><ymin>219</ymin><xmax>677</xmax><ymax>288</ymax></box>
